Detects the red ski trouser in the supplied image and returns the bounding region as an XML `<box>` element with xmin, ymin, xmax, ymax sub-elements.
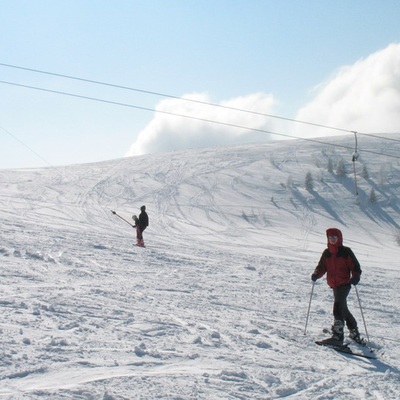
<box><xmin>136</xmin><ymin>225</ymin><xmax>143</xmax><ymax>240</ymax></box>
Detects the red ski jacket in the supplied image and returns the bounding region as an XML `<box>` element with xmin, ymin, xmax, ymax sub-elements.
<box><xmin>313</xmin><ymin>228</ymin><xmax>362</xmax><ymax>288</ymax></box>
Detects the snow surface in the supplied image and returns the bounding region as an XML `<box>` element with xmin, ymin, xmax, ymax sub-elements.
<box><xmin>1</xmin><ymin>135</ymin><xmax>399</xmax><ymax>399</ymax></box>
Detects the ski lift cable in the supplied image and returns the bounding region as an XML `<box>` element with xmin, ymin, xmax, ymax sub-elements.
<box><xmin>1</xmin><ymin>80</ymin><xmax>400</xmax><ymax>161</ymax></box>
<box><xmin>2</xmin><ymin>61</ymin><xmax>400</xmax><ymax>141</ymax></box>
<box><xmin>0</xmin><ymin>124</ymin><xmax>61</xmax><ymax>172</ymax></box>
<box><xmin>357</xmin><ymin>132</ymin><xmax>400</xmax><ymax>142</ymax></box>
<box><xmin>0</xmin><ymin>62</ymin><xmax>353</xmax><ymax>134</ymax></box>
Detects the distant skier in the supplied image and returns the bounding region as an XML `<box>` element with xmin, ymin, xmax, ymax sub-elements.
<box><xmin>134</xmin><ymin>205</ymin><xmax>148</xmax><ymax>247</ymax></box>
<box><xmin>311</xmin><ymin>228</ymin><xmax>362</xmax><ymax>344</ymax></box>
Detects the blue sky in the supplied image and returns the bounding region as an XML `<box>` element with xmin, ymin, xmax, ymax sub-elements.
<box><xmin>1</xmin><ymin>0</ymin><xmax>400</xmax><ymax>168</ymax></box>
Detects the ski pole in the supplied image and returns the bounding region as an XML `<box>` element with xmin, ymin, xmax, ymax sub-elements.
<box><xmin>304</xmin><ymin>281</ymin><xmax>315</xmax><ymax>335</ymax></box>
<box><xmin>110</xmin><ymin>210</ymin><xmax>135</xmax><ymax>228</ymax></box>
<box><xmin>354</xmin><ymin>285</ymin><xmax>370</xmax><ymax>344</ymax></box>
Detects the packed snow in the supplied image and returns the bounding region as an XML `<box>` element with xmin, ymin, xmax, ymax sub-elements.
<box><xmin>0</xmin><ymin>135</ymin><xmax>399</xmax><ymax>399</ymax></box>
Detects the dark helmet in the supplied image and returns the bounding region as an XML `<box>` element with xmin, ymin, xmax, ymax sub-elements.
<box><xmin>141</xmin><ymin>205</ymin><xmax>146</xmax><ymax>211</ymax></box>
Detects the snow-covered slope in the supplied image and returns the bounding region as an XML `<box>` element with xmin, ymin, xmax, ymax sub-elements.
<box><xmin>1</xmin><ymin>135</ymin><xmax>399</xmax><ymax>399</ymax></box>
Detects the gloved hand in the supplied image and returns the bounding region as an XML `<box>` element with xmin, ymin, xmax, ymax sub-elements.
<box><xmin>350</xmin><ymin>276</ymin><xmax>360</xmax><ymax>285</ymax></box>
<box><xmin>311</xmin><ymin>273</ymin><xmax>318</xmax><ymax>282</ymax></box>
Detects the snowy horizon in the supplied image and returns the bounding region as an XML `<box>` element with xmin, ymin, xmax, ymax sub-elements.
<box><xmin>1</xmin><ymin>134</ymin><xmax>399</xmax><ymax>399</ymax></box>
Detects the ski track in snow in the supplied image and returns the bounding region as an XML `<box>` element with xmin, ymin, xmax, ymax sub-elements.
<box><xmin>1</xmin><ymin>137</ymin><xmax>400</xmax><ymax>399</ymax></box>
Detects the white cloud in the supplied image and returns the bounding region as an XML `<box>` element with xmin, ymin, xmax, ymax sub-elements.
<box><xmin>127</xmin><ymin>43</ymin><xmax>400</xmax><ymax>157</ymax></box>
<box><xmin>294</xmin><ymin>43</ymin><xmax>400</xmax><ymax>138</ymax></box>
<box><xmin>125</xmin><ymin>92</ymin><xmax>281</xmax><ymax>156</ymax></box>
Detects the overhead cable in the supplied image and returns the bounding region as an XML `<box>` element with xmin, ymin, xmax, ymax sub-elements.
<box><xmin>1</xmin><ymin>79</ymin><xmax>400</xmax><ymax>161</ymax></box>
<box><xmin>0</xmin><ymin>61</ymin><xmax>369</xmax><ymax>135</ymax></box>
<box><xmin>1</xmin><ymin>62</ymin><xmax>400</xmax><ymax>142</ymax></box>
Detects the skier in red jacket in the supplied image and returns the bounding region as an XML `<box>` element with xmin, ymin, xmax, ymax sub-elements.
<box><xmin>311</xmin><ymin>228</ymin><xmax>362</xmax><ymax>344</ymax></box>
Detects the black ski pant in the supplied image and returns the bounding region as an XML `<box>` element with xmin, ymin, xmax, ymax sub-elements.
<box><xmin>332</xmin><ymin>284</ymin><xmax>358</xmax><ymax>330</ymax></box>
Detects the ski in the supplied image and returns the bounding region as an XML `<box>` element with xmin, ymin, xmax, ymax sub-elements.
<box><xmin>322</xmin><ymin>328</ymin><xmax>373</xmax><ymax>351</ymax></box>
<box><xmin>315</xmin><ymin>341</ymin><xmax>376</xmax><ymax>359</ymax></box>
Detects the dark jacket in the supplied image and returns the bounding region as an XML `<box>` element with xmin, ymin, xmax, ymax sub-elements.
<box><xmin>313</xmin><ymin>228</ymin><xmax>362</xmax><ymax>288</ymax></box>
<box><xmin>139</xmin><ymin>210</ymin><xmax>149</xmax><ymax>232</ymax></box>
